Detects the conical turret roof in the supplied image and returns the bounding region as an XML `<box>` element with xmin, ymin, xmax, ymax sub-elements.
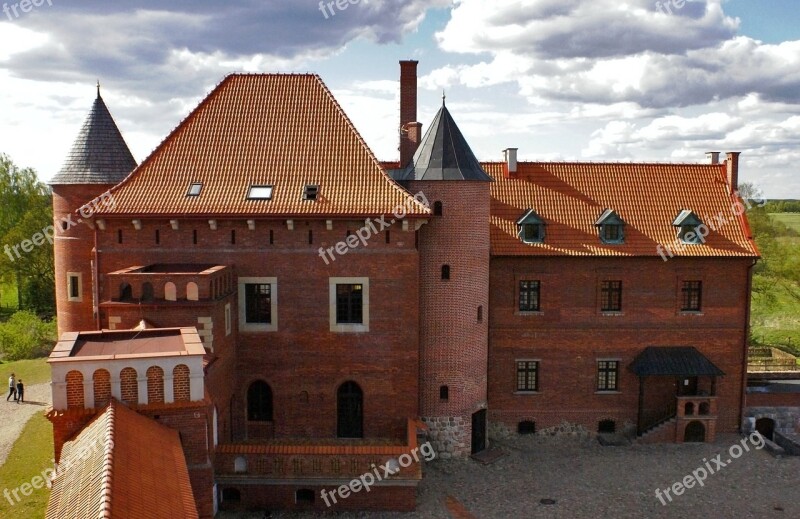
<box><xmin>398</xmin><ymin>100</ymin><xmax>492</xmax><ymax>181</ymax></box>
<box><xmin>50</xmin><ymin>87</ymin><xmax>137</xmax><ymax>185</ymax></box>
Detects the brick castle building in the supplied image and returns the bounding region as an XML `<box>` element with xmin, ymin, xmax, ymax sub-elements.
<box><xmin>45</xmin><ymin>61</ymin><xmax>758</xmax><ymax>515</ymax></box>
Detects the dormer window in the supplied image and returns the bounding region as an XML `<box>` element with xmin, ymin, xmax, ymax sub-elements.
<box><xmin>186</xmin><ymin>182</ymin><xmax>202</xmax><ymax>197</ymax></box>
<box><xmin>303</xmin><ymin>184</ymin><xmax>319</xmax><ymax>201</ymax></box>
<box><xmin>247</xmin><ymin>185</ymin><xmax>273</xmax><ymax>200</ymax></box>
<box><xmin>516</xmin><ymin>209</ymin><xmax>545</xmax><ymax>244</ymax></box>
<box><xmin>672</xmin><ymin>210</ymin><xmax>705</xmax><ymax>244</ymax></box>
<box><xmin>595</xmin><ymin>209</ymin><xmax>625</xmax><ymax>244</ymax></box>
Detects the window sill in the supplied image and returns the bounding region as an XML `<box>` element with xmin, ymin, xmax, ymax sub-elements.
<box><xmin>595</xmin><ymin>390</ymin><xmax>621</xmax><ymax>395</ymax></box>
<box><xmin>515</xmin><ymin>311</ymin><xmax>543</xmax><ymax>316</ymax></box>
<box><xmin>514</xmin><ymin>391</ymin><xmax>540</xmax><ymax>395</ymax></box>
<box><xmin>679</xmin><ymin>311</ymin><xmax>704</xmax><ymax>316</ymax></box>
<box><xmin>600</xmin><ymin>311</ymin><xmax>624</xmax><ymax>316</ymax></box>
<box><xmin>330</xmin><ymin>323</ymin><xmax>369</xmax><ymax>333</ymax></box>
<box><xmin>239</xmin><ymin>323</ymin><xmax>277</xmax><ymax>333</ymax></box>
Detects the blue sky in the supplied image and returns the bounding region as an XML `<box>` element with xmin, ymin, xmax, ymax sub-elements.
<box><xmin>0</xmin><ymin>0</ymin><xmax>798</xmax><ymax>197</ymax></box>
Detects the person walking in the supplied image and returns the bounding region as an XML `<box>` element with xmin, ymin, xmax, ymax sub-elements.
<box><xmin>15</xmin><ymin>379</ymin><xmax>23</xmax><ymax>404</ymax></box>
<box><xmin>6</xmin><ymin>373</ymin><xmax>16</xmax><ymax>402</ymax></box>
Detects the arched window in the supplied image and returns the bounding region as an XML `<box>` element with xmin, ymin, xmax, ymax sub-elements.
<box><xmin>337</xmin><ymin>381</ymin><xmax>363</xmax><ymax>438</ymax></box>
<box><xmin>518</xmin><ymin>421</ymin><xmax>536</xmax><ymax>435</ymax></box>
<box><xmin>186</xmin><ymin>282</ymin><xmax>199</xmax><ymax>301</ymax></box>
<box><xmin>598</xmin><ymin>419</ymin><xmax>616</xmax><ymax>433</ymax></box>
<box><xmin>120</xmin><ymin>367</ymin><xmax>138</xmax><ymax>405</ymax></box>
<box><xmin>685</xmin><ymin>402</ymin><xmax>695</xmax><ymax>416</ymax></box>
<box><xmin>141</xmin><ymin>282</ymin><xmax>154</xmax><ymax>302</ymax></box>
<box><xmin>146</xmin><ymin>366</ymin><xmax>164</xmax><ymax>404</ymax></box>
<box><xmin>66</xmin><ymin>370</ymin><xmax>84</xmax><ymax>409</ymax></box>
<box><xmin>247</xmin><ymin>381</ymin><xmax>273</xmax><ymax>421</ymax></box>
<box><xmin>119</xmin><ymin>283</ymin><xmax>132</xmax><ymax>301</ymax></box>
<box><xmin>164</xmin><ymin>282</ymin><xmax>177</xmax><ymax>302</ymax></box>
<box><xmin>173</xmin><ymin>364</ymin><xmax>191</xmax><ymax>402</ymax></box>
<box><xmin>93</xmin><ymin>369</ymin><xmax>111</xmax><ymax>409</ymax></box>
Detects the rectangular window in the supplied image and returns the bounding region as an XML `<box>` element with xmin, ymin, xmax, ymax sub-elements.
<box><xmin>601</xmin><ymin>280</ymin><xmax>622</xmax><ymax>312</ymax></box>
<box><xmin>247</xmin><ymin>185</ymin><xmax>273</xmax><ymax>200</ymax></box>
<box><xmin>238</xmin><ymin>277</ymin><xmax>277</xmax><ymax>332</ymax></box>
<box><xmin>187</xmin><ymin>182</ymin><xmax>202</xmax><ymax>196</ymax></box>
<box><xmin>519</xmin><ymin>280</ymin><xmax>541</xmax><ymax>312</ymax></box>
<box><xmin>244</xmin><ymin>284</ymin><xmax>271</xmax><ymax>324</ymax></box>
<box><xmin>597</xmin><ymin>360</ymin><xmax>619</xmax><ymax>391</ymax></box>
<box><xmin>329</xmin><ymin>277</ymin><xmax>369</xmax><ymax>332</ymax></box>
<box><xmin>336</xmin><ymin>284</ymin><xmax>363</xmax><ymax>324</ymax></box>
<box><xmin>67</xmin><ymin>273</ymin><xmax>81</xmax><ymax>302</ymax></box>
<box><xmin>516</xmin><ymin>360</ymin><xmax>539</xmax><ymax>392</ymax></box>
<box><xmin>603</xmin><ymin>224</ymin><xmax>621</xmax><ymax>242</ymax></box>
<box><xmin>681</xmin><ymin>281</ymin><xmax>702</xmax><ymax>312</ymax></box>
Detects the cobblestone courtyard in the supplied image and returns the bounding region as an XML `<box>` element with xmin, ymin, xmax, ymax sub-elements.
<box><xmin>221</xmin><ymin>433</ymin><xmax>799</xmax><ymax>519</ymax></box>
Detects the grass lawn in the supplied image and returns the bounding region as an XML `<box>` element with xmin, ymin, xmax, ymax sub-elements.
<box><xmin>751</xmin><ymin>279</ymin><xmax>800</xmax><ymax>357</ymax></box>
<box><xmin>0</xmin><ymin>411</ymin><xmax>53</xmax><ymax>517</ymax></box>
<box><xmin>0</xmin><ymin>281</ymin><xmax>17</xmax><ymax>312</ymax></box>
<box><xmin>0</xmin><ymin>358</ymin><xmax>51</xmax><ymax>386</ymax></box>
<box><xmin>769</xmin><ymin>212</ymin><xmax>800</xmax><ymax>233</ymax></box>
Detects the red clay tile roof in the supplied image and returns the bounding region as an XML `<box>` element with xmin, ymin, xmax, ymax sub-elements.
<box><xmin>96</xmin><ymin>74</ymin><xmax>429</xmax><ymax>218</ymax></box>
<box><xmin>485</xmin><ymin>162</ymin><xmax>759</xmax><ymax>257</ymax></box>
<box><xmin>46</xmin><ymin>401</ymin><xmax>198</xmax><ymax>519</ymax></box>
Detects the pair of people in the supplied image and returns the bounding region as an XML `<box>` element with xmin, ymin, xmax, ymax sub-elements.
<box><xmin>7</xmin><ymin>373</ymin><xmax>23</xmax><ymax>403</ymax></box>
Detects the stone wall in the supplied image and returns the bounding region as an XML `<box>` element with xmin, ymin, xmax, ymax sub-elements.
<box><xmin>423</xmin><ymin>416</ymin><xmax>470</xmax><ymax>459</ymax></box>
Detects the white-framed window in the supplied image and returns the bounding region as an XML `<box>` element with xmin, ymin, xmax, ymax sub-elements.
<box><xmin>67</xmin><ymin>272</ymin><xmax>82</xmax><ymax>302</ymax></box>
<box><xmin>597</xmin><ymin>359</ymin><xmax>621</xmax><ymax>392</ymax></box>
<box><xmin>224</xmin><ymin>303</ymin><xmax>232</xmax><ymax>336</ymax></box>
<box><xmin>516</xmin><ymin>359</ymin><xmax>540</xmax><ymax>392</ymax></box>
<box><xmin>329</xmin><ymin>277</ymin><xmax>369</xmax><ymax>333</ymax></box>
<box><xmin>238</xmin><ymin>277</ymin><xmax>277</xmax><ymax>332</ymax></box>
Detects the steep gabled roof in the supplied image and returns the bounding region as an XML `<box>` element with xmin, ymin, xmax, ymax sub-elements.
<box><xmin>486</xmin><ymin>162</ymin><xmax>759</xmax><ymax>257</ymax></box>
<box><xmin>396</xmin><ymin>102</ymin><xmax>492</xmax><ymax>181</ymax></box>
<box><xmin>50</xmin><ymin>90</ymin><xmax>137</xmax><ymax>185</ymax></box>
<box><xmin>95</xmin><ymin>74</ymin><xmax>429</xmax><ymax>218</ymax></box>
<box><xmin>46</xmin><ymin>401</ymin><xmax>198</xmax><ymax>519</ymax></box>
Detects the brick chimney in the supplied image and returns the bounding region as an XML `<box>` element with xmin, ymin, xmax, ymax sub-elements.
<box><xmin>400</xmin><ymin>60</ymin><xmax>421</xmax><ymax>167</ymax></box>
<box><xmin>725</xmin><ymin>152</ymin><xmax>741</xmax><ymax>194</ymax></box>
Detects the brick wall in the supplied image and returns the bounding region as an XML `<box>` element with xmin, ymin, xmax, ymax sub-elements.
<box><xmin>52</xmin><ymin>184</ymin><xmax>114</xmax><ymax>335</ymax></box>
<box><xmin>92</xmin><ymin>369</ymin><xmax>111</xmax><ymax>408</ymax></box>
<box><xmin>120</xmin><ymin>367</ymin><xmax>138</xmax><ymax>405</ymax></box>
<box><xmin>489</xmin><ymin>256</ymin><xmax>752</xmax><ymax>435</ymax></box>
<box><xmin>146</xmin><ymin>365</ymin><xmax>165</xmax><ymax>404</ymax></box>
<box><xmin>220</xmin><ymin>484</ymin><xmax>416</xmax><ymax>513</ymax></box>
<box><xmin>65</xmin><ymin>370</ymin><xmax>85</xmax><ymax>409</ymax></box>
<box><xmin>174</xmin><ymin>364</ymin><xmax>191</xmax><ymax>401</ymax></box>
<box><xmin>410</xmin><ymin>182</ymin><xmax>490</xmax><ymax>419</ymax></box>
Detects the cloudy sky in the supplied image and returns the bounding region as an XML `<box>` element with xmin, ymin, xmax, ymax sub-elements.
<box><xmin>1</xmin><ymin>0</ymin><xmax>798</xmax><ymax>197</ymax></box>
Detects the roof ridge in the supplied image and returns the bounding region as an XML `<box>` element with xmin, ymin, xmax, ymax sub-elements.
<box><xmin>99</xmin><ymin>400</ymin><xmax>116</xmax><ymax>517</ymax></box>
<box><xmin>481</xmin><ymin>160</ymin><xmax>726</xmax><ymax>166</ymax></box>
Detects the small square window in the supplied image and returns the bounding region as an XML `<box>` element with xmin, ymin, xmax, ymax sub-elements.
<box><xmin>516</xmin><ymin>360</ymin><xmax>539</xmax><ymax>392</ymax></box>
<box><xmin>521</xmin><ymin>223</ymin><xmax>544</xmax><ymax>243</ymax></box>
<box><xmin>597</xmin><ymin>360</ymin><xmax>619</xmax><ymax>391</ymax></box>
<box><xmin>519</xmin><ymin>280</ymin><xmax>540</xmax><ymax>312</ymax></box>
<box><xmin>247</xmin><ymin>185</ymin><xmax>273</xmax><ymax>200</ymax></box>
<box><xmin>303</xmin><ymin>184</ymin><xmax>319</xmax><ymax>201</ymax></box>
<box><xmin>681</xmin><ymin>281</ymin><xmax>702</xmax><ymax>312</ymax></box>
<box><xmin>600</xmin><ymin>280</ymin><xmax>622</xmax><ymax>312</ymax></box>
<box><xmin>187</xmin><ymin>183</ymin><xmax>202</xmax><ymax>196</ymax></box>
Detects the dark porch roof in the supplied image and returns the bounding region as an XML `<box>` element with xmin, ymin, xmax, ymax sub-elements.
<box><xmin>630</xmin><ymin>347</ymin><xmax>725</xmax><ymax>377</ymax></box>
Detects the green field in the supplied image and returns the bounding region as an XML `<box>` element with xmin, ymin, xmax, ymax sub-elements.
<box><xmin>769</xmin><ymin>212</ymin><xmax>800</xmax><ymax>233</ymax></box>
<box><xmin>0</xmin><ymin>412</ymin><xmax>53</xmax><ymax>518</ymax></box>
<box><xmin>0</xmin><ymin>358</ymin><xmax>51</xmax><ymax>385</ymax></box>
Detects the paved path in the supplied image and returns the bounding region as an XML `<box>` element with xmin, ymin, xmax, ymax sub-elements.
<box><xmin>0</xmin><ymin>383</ymin><xmax>52</xmax><ymax>467</ymax></box>
<box><xmin>221</xmin><ymin>433</ymin><xmax>800</xmax><ymax>518</ymax></box>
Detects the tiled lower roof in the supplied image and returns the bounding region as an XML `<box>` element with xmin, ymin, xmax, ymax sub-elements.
<box><xmin>46</xmin><ymin>400</ymin><xmax>198</xmax><ymax>519</ymax></box>
<box><xmin>486</xmin><ymin>162</ymin><xmax>759</xmax><ymax>257</ymax></box>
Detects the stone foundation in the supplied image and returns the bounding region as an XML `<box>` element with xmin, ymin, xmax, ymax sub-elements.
<box><xmin>422</xmin><ymin>416</ymin><xmax>470</xmax><ymax>459</ymax></box>
<box><xmin>743</xmin><ymin>407</ymin><xmax>800</xmax><ymax>436</ymax></box>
